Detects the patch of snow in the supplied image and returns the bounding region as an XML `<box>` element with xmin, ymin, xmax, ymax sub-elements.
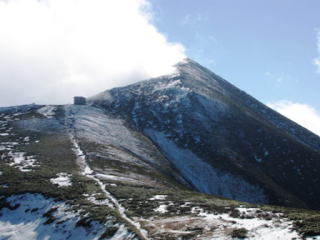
<box><xmin>24</xmin><ymin>136</ymin><xmax>30</xmax><ymax>142</ymax></box>
<box><xmin>306</xmin><ymin>236</ymin><xmax>320</xmax><ymax>240</ymax></box>
<box><xmin>50</xmin><ymin>173</ymin><xmax>72</xmax><ymax>187</ymax></box>
<box><xmin>149</xmin><ymin>195</ymin><xmax>167</xmax><ymax>200</ymax></box>
<box><xmin>0</xmin><ymin>142</ymin><xmax>19</xmax><ymax>152</ymax></box>
<box><xmin>37</xmin><ymin>105</ymin><xmax>56</xmax><ymax>119</ymax></box>
<box><xmin>8</xmin><ymin>151</ymin><xmax>38</xmax><ymax>172</ymax></box>
<box><xmin>9</xmin><ymin>152</ymin><xmax>25</xmax><ymax>164</ymax></box>
<box><xmin>154</xmin><ymin>204</ymin><xmax>168</xmax><ymax>214</ymax></box>
<box><xmin>153</xmin><ymin>79</ymin><xmax>183</xmax><ymax>93</ymax></box>
<box><xmin>0</xmin><ymin>133</ymin><xmax>9</xmax><ymax>136</ymax></box>
<box><xmin>236</xmin><ymin>207</ymin><xmax>258</xmax><ymax>214</ymax></box>
<box><xmin>191</xmin><ymin>206</ymin><xmax>205</xmax><ymax>214</ymax></box>
<box><xmin>95</xmin><ymin>173</ymin><xmax>140</xmax><ymax>184</ymax></box>
<box><xmin>254</xmin><ymin>155</ymin><xmax>263</xmax><ymax>163</ymax></box>
<box><xmin>145</xmin><ymin>129</ymin><xmax>268</xmax><ymax>204</ymax></box>
<box><xmin>0</xmin><ymin>193</ymin><xmax>108</xmax><ymax>240</ymax></box>
<box><xmin>86</xmin><ymin>195</ymin><xmax>113</xmax><ymax>207</ymax></box>
<box><xmin>180</xmin><ymin>202</ymin><xmax>191</xmax><ymax>208</ymax></box>
<box><xmin>1</xmin><ymin>142</ymin><xmax>18</xmax><ymax>146</ymax></box>
<box><xmin>198</xmin><ymin>208</ymin><xmax>300</xmax><ymax>240</ymax></box>
<box><xmin>110</xmin><ymin>224</ymin><xmax>136</xmax><ymax>240</ymax></box>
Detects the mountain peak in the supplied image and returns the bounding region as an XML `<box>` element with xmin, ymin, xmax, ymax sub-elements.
<box><xmin>175</xmin><ymin>57</ymin><xmax>198</xmax><ymax>66</ymax></box>
<box><xmin>2</xmin><ymin>58</ymin><xmax>320</xmax><ymax>239</ymax></box>
<box><xmin>90</xmin><ymin>59</ymin><xmax>320</xmax><ymax>210</ymax></box>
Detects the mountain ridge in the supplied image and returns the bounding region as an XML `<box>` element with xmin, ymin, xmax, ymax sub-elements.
<box><xmin>92</xmin><ymin>58</ymin><xmax>320</xmax><ymax>152</ymax></box>
<box><xmin>1</xmin><ymin>58</ymin><xmax>320</xmax><ymax>239</ymax></box>
<box><xmin>90</xmin><ymin>58</ymin><xmax>320</xmax><ymax>210</ymax></box>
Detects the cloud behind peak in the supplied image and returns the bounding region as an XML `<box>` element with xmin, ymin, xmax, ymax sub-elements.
<box><xmin>0</xmin><ymin>0</ymin><xmax>185</xmax><ymax>106</ymax></box>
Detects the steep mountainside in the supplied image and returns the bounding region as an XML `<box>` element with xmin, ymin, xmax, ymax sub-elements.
<box><xmin>91</xmin><ymin>58</ymin><xmax>320</xmax><ymax>210</ymax></box>
<box><xmin>1</xmin><ymin>59</ymin><xmax>320</xmax><ymax>239</ymax></box>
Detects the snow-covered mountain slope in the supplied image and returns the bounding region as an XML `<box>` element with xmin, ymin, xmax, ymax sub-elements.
<box><xmin>64</xmin><ymin>104</ymin><xmax>189</xmax><ymax>189</ymax></box>
<box><xmin>91</xmin><ymin>58</ymin><xmax>320</xmax><ymax>210</ymax></box>
<box><xmin>1</xmin><ymin>102</ymin><xmax>320</xmax><ymax>239</ymax></box>
<box><xmin>145</xmin><ymin>129</ymin><xmax>267</xmax><ymax>204</ymax></box>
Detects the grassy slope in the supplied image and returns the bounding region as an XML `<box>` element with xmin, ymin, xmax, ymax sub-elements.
<box><xmin>0</xmin><ymin>107</ymin><xmax>117</xmax><ymax>223</ymax></box>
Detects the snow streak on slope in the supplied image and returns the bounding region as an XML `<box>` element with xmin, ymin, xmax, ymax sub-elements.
<box><xmin>65</xmin><ymin>105</ymin><xmax>149</xmax><ymax>240</ymax></box>
<box><xmin>145</xmin><ymin>129</ymin><xmax>268</xmax><ymax>203</ymax></box>
<box><xmin>36</xmin><ymin>105</ymin><xmax>56</xmax><ymax>119</ymax></box>
<box><xmin>64</xmin><ymin>104</ymin><xmax>172</xmax><ymax>171</ymax></box>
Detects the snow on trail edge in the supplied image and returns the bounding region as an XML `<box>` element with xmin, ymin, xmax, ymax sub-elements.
<box><xmin>70</xmin><ymin>135</ymin><xmax>149</xmax><ymax>240</ymax></box>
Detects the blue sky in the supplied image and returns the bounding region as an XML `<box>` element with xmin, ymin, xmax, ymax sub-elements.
<box><xmin>150</xmin><ymin>0</ymin><xmax>320</xmax><ymax>109</ymax></box>
<box><xmin>148</xmin><ymin>0</ymin><xmax>320</xmax><ymax>135</ymax></box>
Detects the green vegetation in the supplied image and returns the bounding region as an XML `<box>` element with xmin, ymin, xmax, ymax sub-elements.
<box><xmin>230</xmin><ymin>228</ymin><xmax>248</xmax><ymax>239</ymax></box>
<box><xmin>0</xmin><ymin>111</ymin><xmax>116</xmax><ymax>223</ymax></box>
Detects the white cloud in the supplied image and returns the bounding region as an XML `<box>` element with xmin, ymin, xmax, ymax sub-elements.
<box><xmin>267</xmin><ymin>100</ymin><xmax>320</xmax><ymax>136</ymax></box>
<box><xmin>0</xmin><ymin>0</ymin><xmax>185</xmax><ymax>106</ymax></box>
